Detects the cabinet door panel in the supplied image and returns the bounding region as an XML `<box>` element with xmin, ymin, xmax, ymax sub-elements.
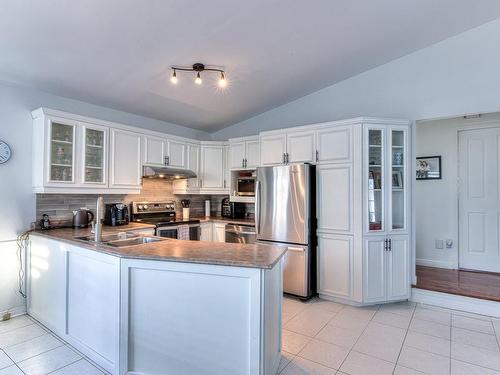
<box><xmin>214</xmin><ymin>223</ymin><xmax>226</xmax><ymax>243</ymax></box>
<box><xmin>317</xmin><ymin>126</ymin><xmax>352</xmax><ymax>163</ymax></box>
<box><xmin>317</xmin><ymin>165</ymin><xmax>352</xmax><ymax>233</ymax></box>
<box><xmin>287</xmin><ymin>130</ymin><xmax>315</xmax><ymax>163</ymax></box>
<box><xmin>387</xmin><ymin>236</ymin><xmax>409</xmax><ymax>301</ymax></box>
<box><xmin>200</xmin><ymin>223</ymin><xmax>213</xmax><ymax>241</ymax></box>
<box><xmin>201</xmin><ymin>146</ymin><xmax>224</xmax><ymax>189</ymax></box>
<box><xmin>110</xmin><ymin>129</ymin><xmax>142</xmax><ymax>188</ymax></box>
<box><xmin>318</xmin><ymin>235</ymin><xmax>353</xmax><ymax>298</ymax></box>
<box><xmin>245</xmin><ymin>140</ymin><xmax>260</xmax><ymax>168</ymax></box>
<box><xmin>81</xmin><ymin>123</ymin><xmax>107</xmax><ymax>187</ymax></box>
<box><xmin>363</xmin><ymin>238</ymin><xmax>386</xmax><ymax>303</ymax></box>
<box><xmin>260</xmin><ymin>134</ymin><xmax>286</xmax><ymax>165</ymax></box>
<box><xmin>48</xmin><ymin>120</ymin><xmax>76</xmax><ymax>184</ymax></box>
<box><xmin>230</xmin><ymin>142</ymin><xmax>246</xmax><ymax>169</ymax></box>
<box><xmin>144</xmin><ymin>136</ymin><xmax>166</xmax><ymax>166</ymax></box>
<box><xmin>388</xmin><ymin>127</ymin><xmax>408</xmax><ymax>234</ymax></box>
<box><xmin>168</xmin><ymin>140</ymin><xmax>186</xmax><ymax>169</ymax></box>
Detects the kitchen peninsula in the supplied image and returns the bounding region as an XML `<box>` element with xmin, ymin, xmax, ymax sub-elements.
<box><xmin>27</xmin><ymin>225</ymin><xmax>285</xmax><ymax>375</ymax></box>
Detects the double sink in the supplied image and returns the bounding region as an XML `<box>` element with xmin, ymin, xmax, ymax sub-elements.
<box><xmin>75</xmin><ymin>232</ymin><xmax>166</xmax><ymax>247</ymax></box>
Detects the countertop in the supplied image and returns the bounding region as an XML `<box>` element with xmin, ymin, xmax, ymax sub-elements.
<box><xmin>30</xmin><ymin>223</ymin><xmax>285</xmax><ymax>269</ymax></box>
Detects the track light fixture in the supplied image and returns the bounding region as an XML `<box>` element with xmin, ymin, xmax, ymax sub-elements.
<box><xmin>170</xmin><ymin>63</ymin><xmax>227</xmax><ymax>87</ymax></box>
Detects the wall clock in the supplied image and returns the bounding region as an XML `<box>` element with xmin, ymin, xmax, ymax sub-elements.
<box><xmin>0</xmin><ymin>140</ymin><xmax>12</xmax><ymax>164</ymax></box>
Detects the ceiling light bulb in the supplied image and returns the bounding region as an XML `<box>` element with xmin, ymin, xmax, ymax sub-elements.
<box><xmin>170</xmin><ymin>70</ymin><xmax>178</xmax><ymax>84</ymax></box>
<box><xmin>218</xmin><ymin>72</ymin><xmax>227</xmax><ymax>88</ymax></box>
<box><xmin>195</xmin><ymin>72</ymin><xmax>202</xmax><ymax>85</ymax></box>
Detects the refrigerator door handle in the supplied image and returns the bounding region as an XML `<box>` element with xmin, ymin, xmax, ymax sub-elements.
<box><xmin>287</xmin><ymin>246</ymin><xmax>306</xmax><ymax>253</ymax></box>
<box><xmin>255</xmin><ymin>180</ymin><xmax>261</xmax><ymax>235</ymax></box>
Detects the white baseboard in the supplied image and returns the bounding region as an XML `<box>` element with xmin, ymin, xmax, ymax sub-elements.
<box><xmin>1</xmin><ymin>305</ymin><xmax>26</xmax><ymax>319</ymax></box>
<box><xmin>416</xmin><ymin>258</ymin><xmax>457</xmax><ymax>269</ymax></box>
<box><xmin>411</xmin><ymin>288</ymin><xmax>500</xmax><ymax>318</ymax></box>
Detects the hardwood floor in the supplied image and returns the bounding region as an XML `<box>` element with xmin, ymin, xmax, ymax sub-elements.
<box><xmin>414</xmin><ymin>265</ymin><xmax>500</xmax><ymax>302</ymax></box>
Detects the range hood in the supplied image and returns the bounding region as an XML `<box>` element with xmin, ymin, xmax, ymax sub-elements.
<box><xmin>142</xmin><ymin>165</ymin><xmax>197</xmax><ymax>180</ymax></box>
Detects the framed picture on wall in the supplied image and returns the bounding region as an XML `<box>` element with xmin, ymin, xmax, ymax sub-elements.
<box><xmin>416</xmin><ymin>156</ymin><xmax>441</xmax><ymax>180</ymax></box>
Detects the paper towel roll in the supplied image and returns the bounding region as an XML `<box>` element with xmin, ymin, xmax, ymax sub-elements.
<box><xmin>205</xmin><ymin>200</ymin><xmax>211</xmax><ymax>217</ymax></box>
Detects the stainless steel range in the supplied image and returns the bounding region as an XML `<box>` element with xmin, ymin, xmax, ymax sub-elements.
<box><xmin>130</xmin><ymin>201</ymin><xmax>201</xmax><ymax>240</ymax></box>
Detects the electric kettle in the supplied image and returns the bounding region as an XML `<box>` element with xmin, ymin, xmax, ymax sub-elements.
<box><xmin>72</xmin><ymin>208</ymin><xmax>94</xmax><ymax>228</ymax></box>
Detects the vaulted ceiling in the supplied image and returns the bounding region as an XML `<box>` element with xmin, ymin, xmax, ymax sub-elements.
<box><xmin>1</xmin><ymin>1</ymin><xmax>499</xmax><ymax>131</ymax></box>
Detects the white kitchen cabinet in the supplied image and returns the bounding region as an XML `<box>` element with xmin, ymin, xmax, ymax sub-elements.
<box><xmin>32</xmin><ymin>108</ymin><xmax>141</xmax><ymax>194</ymax></box>
<box><xmin>260</xmin><ymin>129</ymin><xmax>315</xmax><ymax>165</ymax></box>
<box><xmin>260</xmin><ymin>133</ymin><xmax>286</xmax><ymax>165</ymax></box>
<box><xmin>317</xmin><ymin>234</ymin><xmax>353</xmax><ymax>299</ymax></box>
<box><xmin>143</xmin><ymin>136</ymin><xmax>186</xmax><ymax>169</ymax></box>
<box><xmin>200</xmin><ymin>222</ymin><xmax>213</xmax><ymax>241</ymax></box>
<box><xmin>315</xmin><ymin>118</ymin><xmax>411</xmax><ymax>306</ymax></box>
<box><xmin>172</xmin><ymin>143</ymin><xmax>201</xmax><ymax>194</ymax></box>
<box><xmin>109</xmin><ymin>128</ymin><xmax>142</xmax><ymax>190</ymax></box>
<box><xmin>167</xmin><ymin>139</ymin><xmax>186</xmax><ymax>169</ymax></box>
<box><xmin>199</xmin><ymin>143</ymin><xmax>229</xmax><ymax>194</ymax></box>
<box><xmin>363</xmin><ymin>235</ymin><xmax>410</xmax><ymax>303</ymax></box>
<box><xmin>229</xmin><ymin>136</ymin><xmax>260</xmax><ymax>169</ymax></box>
<box><xmin>81</xmin><ymin>122</ymin><xmax>108</xmax><ymax>187</ymax></box>
<box><xmin>230</xmin><ymin>141</ymin><xmax>246</xmax><ymax>169</ymax></box>
<box><xmin>143</xmin><ymin>135</ymin><xmax>166</xmax><ymax>166</ymax></box>
<box><xmin>286</xmin><ymin>129</ymin><xmax>316</xmax><ymax>163</ymax></box>
<box><xmin>224</xmin><ymin>145</ymin><xmax>230</xmax><ymax>190</ymax></box>
<box><xmin>316</xmin><ymin>125</ymin><xmax>352</xmax><ymax>164</ymax></box>
<box><xmin>213</xmin><ymin>223</ymin><xmax>226</xmax><ymax>242</ymax></box>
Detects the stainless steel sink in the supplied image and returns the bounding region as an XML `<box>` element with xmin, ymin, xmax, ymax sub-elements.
<box><xmin>74</xmin><ymin>233</ymin><xmax>139</xmax><ymax>242</ymax></box>
<box><xmin>106</xmin><ymin>237</ymin><xmax>166</xmax><ymax>247</ymax></box>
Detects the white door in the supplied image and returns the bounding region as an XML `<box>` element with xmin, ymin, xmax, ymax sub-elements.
<box><xmin>109</xmin><ymin>129</ymin><xmax>142</xmax><ymax>188</ymax></box>
<box><xmin>201</xmin><ymin>146</ymin><xmax>224</xmax><ymax>189</ymax></box>
<box><xmin>386</xmin><ymin>236</ymin><xmax>409</xmax><ymax>301</ymax></box>
<box><xmin>143</xmin><ymin>136</ymin><xmax>166</xmax><ymax>166</ymax></box>
<box><xmin>260</xmin><ymin>134</ymin><xmax>286</xmax><ymax>165</ymax></box>
<box><xmin>167</xmin><ymin>140</ymin><xmax>186</xmax><ymax>169</ymax></box>
<box><xmin>287</xmin><ymin>130</ymin><xmax>316</xmax><ymax>163</ymax></box>
<box><xmin>245</xmin><ymin>140</ymin><xmax>260</xmax><ymax>168</ymax></box>
<box><xmin>230</xmin><ymin>142</ymin><xmax>246</xmax><ymax>169</ymax></box>
<box><xmin>363</xmin><ymin>237</ymin><xmax>386</xmax><ymax>303</ymax></box>
<box><xmin>459</xmin><ymin>127</ymin><xmax>500</xmax><ymax>272</ymax></box>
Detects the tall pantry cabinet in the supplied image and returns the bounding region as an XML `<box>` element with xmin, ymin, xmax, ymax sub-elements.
<box><xmin>316</xmin><ymin>118</ymin><xmax>411</xmax><ymax>305</ymax></box>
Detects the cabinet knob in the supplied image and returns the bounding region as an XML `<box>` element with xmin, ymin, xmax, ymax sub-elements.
<box><xmin>316</xmin><ymin>150</ymin><xmax>319</xmax><ymax>163</ymax></box>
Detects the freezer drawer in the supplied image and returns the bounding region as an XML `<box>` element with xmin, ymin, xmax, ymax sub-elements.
<box><xmin>258</xmin><ymin>241</ymin><xmax>310</xmax><ymax>298</ymax></box>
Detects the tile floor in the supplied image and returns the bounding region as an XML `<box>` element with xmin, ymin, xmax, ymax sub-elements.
<box><xmin>0</xmin><ymin>315</ymin><xmax>105</xmax><ymax>375</ymax></box>
<box><xmin>280</xmin><ymin>297</ymin><xmax>500</xmax><ymax>375</ymax></box>
<box><xmin>1</xmin><ymin>298</ymin><xmax>499</xmax><ymax>374</ymax></box>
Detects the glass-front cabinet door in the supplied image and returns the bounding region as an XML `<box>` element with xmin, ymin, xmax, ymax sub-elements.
<box><xmin>367</xmin><ymin>128</ymin><xmax>385</xmax><ymax>233</ymax></box>
<box><xmin>82</xmin><ymin>124</ymin><xmax>107</xmax><ymax>186</ymax></box>
<box><xmin>49</xmin><ymin>121</ymin><xmax>76</xmax><ymax>183</ymax></box>
<box><xmin>389</xmin><ymin>128</ymin><xmax>408</xmax><ymax>232</ymax></box>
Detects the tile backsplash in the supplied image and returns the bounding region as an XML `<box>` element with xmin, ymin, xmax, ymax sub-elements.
<box><xmin>36</xmin><ymin>179</ymin><xmax>252</xmax><ymax>226</ymax></box>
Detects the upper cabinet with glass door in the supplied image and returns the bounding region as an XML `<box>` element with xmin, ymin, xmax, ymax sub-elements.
<box><xmin>49</xmin><ymin>120</ymin><xmax>76</xmax><ymax>184</ymax></box>
<box><xmin>366</xmin><ymin>128</ymin><xmax>385</xmax><ymax>233</ymax></box>
<box><xmin>81</xmin><ymin>123</ymin><xmax>107</xmax><ymax>186</ymax></box>
<box><xmin>364</xmin><ymin>124</ymin><xmax>409</xmax><ymax>235</ymax></box>
<box><xmin>389</xmin><ymin>128</ymin><xmax>407</xmax><ymax>232</ymax></box>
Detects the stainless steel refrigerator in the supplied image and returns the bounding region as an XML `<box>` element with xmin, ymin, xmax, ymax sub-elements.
<box><xmin>255</xmin><ymin>163</ymin><xmax>316</xmax><ymax>299</ymax></box>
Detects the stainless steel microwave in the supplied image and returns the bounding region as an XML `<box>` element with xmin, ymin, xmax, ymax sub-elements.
<box><xmin>236</xmin><ymin>176</ymin><xmax>255</xmax><ymax>196</ymax></box>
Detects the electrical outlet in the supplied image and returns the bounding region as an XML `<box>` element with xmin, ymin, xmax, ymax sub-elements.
<box><xmin>435</xmin><ymin>239</ymin><xmax>444</xmax><ymax>249</ymax></box>
<box><xmin>2</xmin><ymin>312</ymin><xmax>11</xmax><ymax>321</ymax></box>
<box><xmin>446</xmin><ymin>239</ymin><xmax>453</xmax><ymax>249</ymax></box>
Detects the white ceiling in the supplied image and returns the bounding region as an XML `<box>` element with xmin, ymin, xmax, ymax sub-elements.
<box><xmin>1</xmin><ymin>1</ymin><xmax>499</xmax><ymax>132</ymax></box>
